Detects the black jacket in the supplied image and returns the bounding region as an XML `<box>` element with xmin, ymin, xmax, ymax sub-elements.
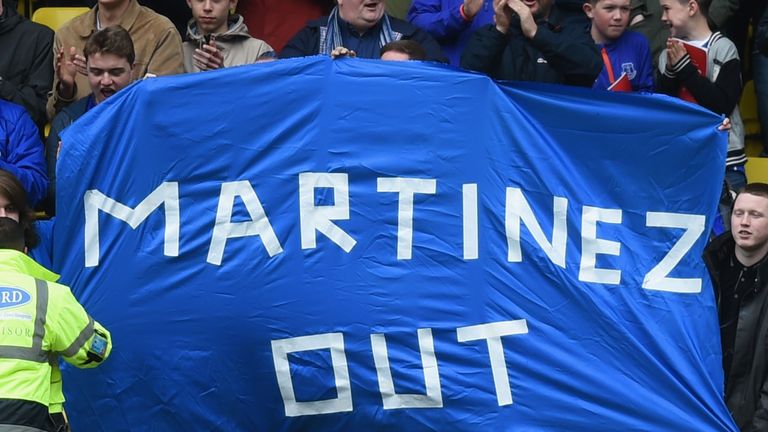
<box><xmin>0</xmin><ymin>0</ymin><xmax>53</xmax><ymax>130</ymax></box>
<box><xmin>280</xmin><ymin>14</ymin><xmax>447</xmax><ymax>63</ymax></box>
<box><xmin>460</xmin><ymin>7</ymin><xmax>601</xmax><ymax>86</ymax></box>
<box><xmin>704</xmin><ymin>233</ymin><xmax>768</xmax><ymax>432</ymax></box>
<box><xmin>758</xmin><ymin>5</ymin><xmax>768</xmax><ymax>56</ymax></box>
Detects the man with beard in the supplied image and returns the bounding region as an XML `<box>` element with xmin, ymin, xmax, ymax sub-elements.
<box><xmin>461</xmin><ymin>0</ymin><xmax>602</xmax><ymax>86</ymax></box>
<box><xmin>281</xmin><ymin>0</ymin><xmax>448</xmax><ymax>62</ymax></box>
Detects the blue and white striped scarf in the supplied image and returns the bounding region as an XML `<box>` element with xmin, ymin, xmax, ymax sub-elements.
<box><xmin>319</xmin><ymin>6</ymin><xmax>398</xmax><ymax>55</ymax></box>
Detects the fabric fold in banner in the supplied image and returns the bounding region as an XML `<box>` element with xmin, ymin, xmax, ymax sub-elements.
<box><xmin>55</xmin><ymin>56</ymin><xmax>736</xmax><ymax>431</ymax></box>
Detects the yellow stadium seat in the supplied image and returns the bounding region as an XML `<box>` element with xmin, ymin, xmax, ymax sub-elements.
<box><xmin>746</xmin><ymin>157</ymin><xmax>768</xmax><ymax>184</ymax></box>
<box><xmin>741</xmin><ymin>80</ymin><xmax>760</xmax><ymax>139</ymax></box>
<box><xmin>31</xmin><ymin>7</ymin><xmax>90</xmax><ymax>32</ymax></box>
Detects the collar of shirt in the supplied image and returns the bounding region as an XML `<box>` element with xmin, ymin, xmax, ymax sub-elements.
<box><xmin>338</xmin><ymin>17</ymin><xmax>384</xmax><ymax>59</ymax></box>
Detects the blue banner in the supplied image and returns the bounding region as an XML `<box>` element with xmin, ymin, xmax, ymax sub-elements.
<box><xmin>55</xmin><ymin>57</ymin><xmax>735</xmax><ymax>431</ymax></box>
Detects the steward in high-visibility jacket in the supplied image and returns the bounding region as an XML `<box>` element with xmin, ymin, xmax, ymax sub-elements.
<box><xmin>0</xmin><ymin>248</ymin><xmax>112</xmax><ymax>431</ymax></box>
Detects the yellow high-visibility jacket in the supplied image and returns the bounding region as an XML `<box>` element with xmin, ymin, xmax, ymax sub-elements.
<box><xmin>0</xmin><ymin>249</ymin><xmax>111</xmax><ymax>431</ymax></box>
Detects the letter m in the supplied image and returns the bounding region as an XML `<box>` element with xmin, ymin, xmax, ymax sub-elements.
<box><xmin>84</xmin><ymin>182</ymin><xmax>180</xmax><ymax>267</ymax></box>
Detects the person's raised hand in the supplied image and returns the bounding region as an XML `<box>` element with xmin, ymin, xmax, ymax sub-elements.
<box><xmin>506</xmin><ymin>0</ymin><xmax>537</xmax><ymax>38</ymax></box>
<box><xmin>194</xmin><ymin>35</ymin><xmax>225</xmax><ymax>71</ymax></box>
<box><xmin>494</xmin><ymin>0</ymin><xmax>514</xmax><ymax>34</ymax></box>
<box><xmin>463</xmin><ymin>0</ymin><xmax>484</xmax><ymax>19</ymax></box>
<box><xmin>55</xmin><ymin>46</ymin><xmax>78</xmax><ymax>99</ymax></box>
<box><xmin>666</xmin><ymin>38</ymin><xmax>687</xmax><ymax>68</ymax></box>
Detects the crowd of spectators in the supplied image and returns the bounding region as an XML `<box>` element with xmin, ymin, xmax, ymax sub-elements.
<box><xmin>0</xmin><ymin>0</ymin><xmax>763</xmax><ymax>202</ymax></box>
<box><xmin>0</xmin><ymin>0</ymin><xmax>768</xmax><ymax>430</ymax></box>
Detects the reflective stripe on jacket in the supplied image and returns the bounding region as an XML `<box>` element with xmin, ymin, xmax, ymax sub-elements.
<box><xmin>0</xmin><ymin>250</ymin><xmax>111</xmax><ymax>430</ymax></box>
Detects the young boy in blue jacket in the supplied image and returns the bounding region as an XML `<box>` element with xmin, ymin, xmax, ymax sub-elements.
<box><xmin>583</xmin><ymin>0</ymin><xmax>654</xmax><ymax>92</ymax></box>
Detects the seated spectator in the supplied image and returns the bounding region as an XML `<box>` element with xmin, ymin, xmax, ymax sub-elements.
<box><xmin>184</xmin><ymin>0</ymin><xmax>274</xmax><ymax>72</ymax></box>
<box><xmin>656</xmin><ymin>0</ymin><xmax>745</xmax><ymax>192</ymax></box>
<box><xmin>0</xmin><ymin>0</ymin><xmax>53</xmax><ymax>131</ymax></box>
<box><xmin>407</xmin><ymin>0</ymin><xmax>494</xmax><ymax>66</ymax></box>
<box><xmin>45</xmin><ymin>26</ymin><xmax>135</xmax><ymax>216</ymax></box>
<box><xmin>381</xmin><ymin>39</ymin><xmax>428</xmax><ymax>60</ymax></box>
<box><xmin>461</xmin><ymin>0</ymin><xmax>602</xmax><ymax>86</ymax></box>
<box><xmin>0</xmin><ymin>100</ymin><xmax>47</xmax><ymax>208</ymax></box>
<box><xmin>48</xmin><ymin>0</ymin><xmax>184</xmax><ymax>118</ymax></box>
<box><xmin>280</xmin><ymin>0</ymin><xmax>448</xmax><ymax>63</ymax></box>
<box><xmin>584</xmin><ymin>0</ymin><xmax>653</xmax><ymax>92</ymax></box>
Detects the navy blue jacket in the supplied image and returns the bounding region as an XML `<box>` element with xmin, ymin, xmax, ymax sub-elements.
<box><xmin>0</xmin><ymin>99</ymin><xmax>47</xmax><ymax>206</ymax></box>
<box><xmin>460</xmin><ymin>7</ymin><xmax>601</xmax><ymax>86</ymax></box>
<box><xmin>44</xmin><ymin>95</ymin><xmax>92</xmax><ymax>216</ymax></box>
<box><xmin>281</xmin><ymin>14</ymin><xmax>447</xmax><ymax>63</ymax></box>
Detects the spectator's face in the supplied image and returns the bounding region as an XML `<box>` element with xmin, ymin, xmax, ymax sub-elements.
<box><xmin>731</xmin><ymin>193</ymin><xmax>768</xmax><ymax>255</ymax></box>
<box><xmin>338</xmin><ymin>0</ymin><xmax>386</xmax><ymax>31</ymax></box>
<box><xmin>584</xmin><ymin>0</ymin><xmax>630</xmax><ymax>43</ymax></box>
<box><xmin>187</xmin><ymin>0</ymin><xmax>235</xmax><ymax>35</ymax></box>
<box><xmin>523</xmin><ymin>0</ymin><xmax>554</xmax><ymax>19</ymax></box>
<box><xmin>87</xmin><ymin>53</ymin><xmax>134</xmax><ymax>105</ymax></box>
<box><xmin>381</xmin><ymin>51</ymin><xmax>410</xmax><ymax>61</ymax></box>
<box><xmin>0</xmin><ymin>196</ymin><xmax>20</xmax><ymax>223</ymax></box>
<box><xmin>659</xmin><ymin>0</ymin><xmax>690</xmax><ymax>38</ymax></box>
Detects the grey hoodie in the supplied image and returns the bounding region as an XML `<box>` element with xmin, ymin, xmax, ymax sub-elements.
<box><xmin>183</xmin><ymin>14</ymin><xmax>273</xmax><ymax>72</ymax></box>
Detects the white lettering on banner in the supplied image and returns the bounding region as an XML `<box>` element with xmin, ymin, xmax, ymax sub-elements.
<box><xmin>642</xmin><ymin>212</ymin><xmax>706</xmax><ymax>293</ymax></box>
<box><xmin>299</xmin><ymin>173</ymin><xmax>357</xmax><ymax>252</ymax></box>
<box><xmin>456</xmin><ymin>320</ymin><xmax>529</xmax><ymax>406</ymax></box>
<box><xmin>82</xmin><ymin>176</ymin><xmax>706</xmax><ymax>293</ymax></box>
<box><xmin>271</xmin><ymin>332</ymin><xmax>353</xmax><ymax>417</ymax></box>
<box><xmin>207</xmin><ymin>181</ymin><xmax>283</xmax><ymax>266</ymax></box>
<box><xmin>505</xmin><ymin>188</ymin><xmax>567</xmax><ymax>268</ymax></box>
<box><xmin>463</xmin><ymin>184</ymin><xmax>479</xmax><ymax>260</ymax></box>
<box><xmin>370</xmin><ymin>328</ymin><xmax>443</xmax><ymax>409</ymax></box>
<box><xmin>272</xmin><ymin>320</ymin><xmax>527</xmax><ymax>416</ymax></box>
<box><xmin>84</xmin><ymin>182</ymin><xmax>180</xmax><ymax>267</ymax></box>
<box><xmin>377</xmin><ymin>178</ymin><xmax>437</xmax><ymax>260</ymax></box>
<box><xmin>579</xmin><ymin>206</ymin><xmax>623</xmax><ymax>285</ymax></box>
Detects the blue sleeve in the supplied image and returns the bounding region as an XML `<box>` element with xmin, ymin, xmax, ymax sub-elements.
<box><xmin>30</xmin><ymin>218</ymin><xmax>54</xmax><ymax>271</ymax></box>
<box><xmin>44</xmin><ymin>113</ymin><xmax>69</xmax><ymax>215</ymax></box>
<box><xmin>0</xmin><ymin>107</ymin><xmax>48</xmax><ymax>206</ymax></box>
<box><xmin>635</xmin><ymin>35</ymin><xmax>655</xmax><ymax>93</ymax></box>
<box><xmin>407</xmin><ymin>0</ymin><xmax>470</xmax><ymax>41</ymax></box>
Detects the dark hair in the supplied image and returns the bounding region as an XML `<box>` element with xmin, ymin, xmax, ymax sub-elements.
<box><xmin>736</xmin><ymin>183</ymin><xmax>768</xmax><ymax>200</ymax></box>
<box><xmin>0</xmin><ymin>217</ymin><xmax>27</xmax><ymax>252</ymax></box>
<box><xmin>84</xmin><ymin>25</ymin><xmax>136</xmax><ymax>65</ymax></box>
<box><xmin>0</xmin><ymin>170</ymin><xmax>38</xmax><ymax>249</ymax></box>
<box><xmin>676</xmin><ymin>0</ymin><xmax>710</xmax><ymax>19</ymax></box>
<box><xmin>380</xmin><ymin>40</ymin><xmax>427</xmax><ymax>61</ymax></box>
